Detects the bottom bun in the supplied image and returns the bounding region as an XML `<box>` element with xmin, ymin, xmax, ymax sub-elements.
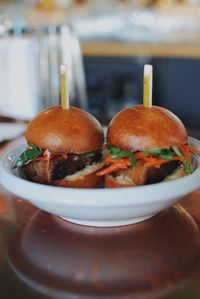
<box><xmin>105</xmin><ymin>165</ymin><xmax>186</xmax><ymax>188</ymax></box>
<box><xmin>53</xmin><ymin>172</ymin><xmax>103</xmax><ymax>188</ymax></box>
<box><xmin>105</xmin><ymin>175</ymin><xmax>135</xmax><ymax>188</ymax></box>
<box><xmin>22</xmin><ymin>160</ymin><xmax>104</xmax><ymax>188</ymax></box>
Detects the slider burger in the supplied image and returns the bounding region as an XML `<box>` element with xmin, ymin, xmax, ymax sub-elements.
<box><xmin>97</xmin><ymin>105</ymin><xmax>200</xmax><ymax>188</ymax></box>
<box><xmin>14</xmin><ymin>106</ymin><xmax>104</xmax><ymax>188</ymax></box>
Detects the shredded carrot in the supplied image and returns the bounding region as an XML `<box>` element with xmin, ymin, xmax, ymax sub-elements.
<box><xmin>144</xmin><ymin>159</ymin><xmax>167</xmax><ymax>168</ymax></box>
<box><xmin>50</xmin><ymin>152</ymin><xmax>63</xmax><ymax>156</ymax></box>
<box><xmin>96</xmin><ymin>164</ymin><xmax>128</xmax><ymax>176</ymax></box>
<box><xmin>141</xmin><ymin>156</ymin><xmax>159</xmax><ymax>163</ymax></box>
<box><xmin>134</xmin><ymin>151</ymin><xmax>185</xmax><ymax>169</ymax></box>
<box><xmin>99</xmin><ymin>146</ymin><xmax>189</xmax><ymax>176</ymax></box>
<box><xmin>134</xmin><ymin>152</ymin><xmax>146</xmax><ymax>160</ymax></box>
<box><xmin>96</xmin><ymin>154</ymin><xmax>131</xmax><ymax>176</ymax></box>
<box><xmin>185</xmin><ymin>145</ymin><xmax>200</xmax><ymax>155</ymax></box>
<box><xmin>34</xmin><ymin>151</ymin><xmax>68</xmax><ymax>161</ymax></box>
<box><xmin>172</xmin><ymin>156</ymin><xmax>185</xmax><ymax>163</ymax></box>
<box><xmin>104</xmin><ymin>155</ymin><xmax>130</xmax><ymax>166</ymax></box>
<box><xmin>134</xmin><ymin>152</ymin><xmax>163</xmax><ymax>164</ymax></box>
<box><xmin>179</xmin><ymin>145</ymin><xmax>192</xmax><ymax>163</ymax></box>
<box><xmin>144</xmin><ymin>162</ymin><xmax>159</xmax><ymax>168</ymax></box>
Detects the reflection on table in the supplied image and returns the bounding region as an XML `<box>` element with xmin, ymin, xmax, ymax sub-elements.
<box><xmin>2</xmin><ymin>193</ymin><xmax>200</xmax><ymax>299</ymax></box>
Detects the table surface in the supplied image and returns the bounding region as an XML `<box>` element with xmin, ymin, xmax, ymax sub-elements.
<box><xmin>1</xmin><ymin>141</ymin><xmax>200</xmax><ymax>299</ymax></box>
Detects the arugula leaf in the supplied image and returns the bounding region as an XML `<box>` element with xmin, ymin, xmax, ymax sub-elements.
<box><xmin>80</xmin><ymin>152</ymin><xmax>97</xmax><ymax>158</ymax></box>
<box><xmin>14</xmin><ymin>144</ymin><xmax>43</xmax><ymax>168</ymax></box>
<box><xmin>130</xmin><ymin>155</ymin><xmax>136</xmax><ymax>167</ymax></box>
<box><xmin>106</xmin><ymin>144</ymin><xmax>136</xmax><ymax>167</ymax></box>
<box><xmin>83</xmin><ymin>152</ymin><xmax>96</xmax><ymax>158</ymax></box>
<box><xmin>158</xmin><ymin>150</ymin><xmax>174</xmax><ymax>160</ymax></box>
<box><xmin>184</xmin><ymin>161</ymin><xmax>193</xmax><ymax>174</ymax></box>
<box><xmin>172</xmin><ymin>146</ymin><xmax>193</xmax><ymax>174</ymax></box>
<box><xmin>142</xmin><ymin>148</ymin><xmax>163</xmax><ymax>155</ymax></box>
<box><xmin>110</xmin><ymin>149</ymin><xmax>132</xmax><ymax>159</ymax></box>
<box><xmin>77</xmin><ymin>149</ymin><xmax>102</xmax><ymax>159</ymax></box>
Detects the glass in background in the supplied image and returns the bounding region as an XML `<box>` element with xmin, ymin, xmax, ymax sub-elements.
<box><xmin>38</xmin><ymin>25</ymin><xmax>87</xmax><ymax>111</ymax></box>
<box><xmin>0</xmin><ymin>21</ymin><xmax>87</xmax><ymax>120</ymax></box>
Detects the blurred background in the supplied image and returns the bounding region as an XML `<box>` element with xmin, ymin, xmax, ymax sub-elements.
<box><xmin>0</xmin><ymin>0</ymin><xmax>200</xmax><ymax>136</ymax></box>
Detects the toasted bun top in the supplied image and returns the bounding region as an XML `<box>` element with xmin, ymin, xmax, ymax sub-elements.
<box><xmin>107</xmin><ymin>105</ymin><xmax>188</xmax><ymax>151</ymax></box>
<box><xmin>25</xmin><ymin>106</ymin><xmax>104</xmax><ymax>153</ymax></box>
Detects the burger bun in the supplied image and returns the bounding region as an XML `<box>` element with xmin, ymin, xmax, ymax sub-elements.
<box><xmin>25</xmin><ymin>106</ymin><xmax>104</xmax><ymax>153</ymax></box>
<box><xmin>107</xmin><ymin>105</ymin><xmax>187</xmax><ymax>151</ymax></box>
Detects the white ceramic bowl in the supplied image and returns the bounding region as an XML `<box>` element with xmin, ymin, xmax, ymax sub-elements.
<box><xmin>0</xmin><ymin>137</ymin><xmax>200</xmax><ymax>227</ymax></box>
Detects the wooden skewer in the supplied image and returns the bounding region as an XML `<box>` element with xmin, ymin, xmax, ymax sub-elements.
<box><xmin>143</xmin><ymin>64</ymin><xmax>153</xmax><ymax>108</ymax></box>
<box><xmin>60</xmin><ymin>64</ymin><xmax>69</xmax><ymax>110</ymax></box>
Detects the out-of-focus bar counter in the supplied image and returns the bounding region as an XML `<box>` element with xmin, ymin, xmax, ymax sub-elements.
<box><xmin>1</xmin><ymin>1</ymin><xmax>200</xmax><ymax>129</ymax></box>
<box><xmin>81</xmin><ymin>41</ymin><xmax>200</xmax><ymax>58</ymax></box>
<box><xmin>71</xmin><ymin>3</ymin><xmax>200</xmax><ymax>59</ymax></box>
<box><xmin>66</xmin><ymin>3</ymin><xmax>200</xmax><ymax>131</ymax></box>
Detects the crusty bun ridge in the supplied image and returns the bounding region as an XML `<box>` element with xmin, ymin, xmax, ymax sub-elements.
<box><xmin>107</xmin><ymin>105</ymin><xmax>187</xmax><ymax>151</ymax></box>
<box><xmin>25</xmin><ymin>106</ymin><xmax>104</xmax><ymax>153</ymax></box>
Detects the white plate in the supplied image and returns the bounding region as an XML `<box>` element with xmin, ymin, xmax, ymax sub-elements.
<box><xmin>0</xmin><ymin>123</ymin><xmax>26</xmax><ymax>142</ymax></box>
<box><xmin>0</xmin><ymin>137</ymin><xmax>200</xmax><ymax>227</ymax></box>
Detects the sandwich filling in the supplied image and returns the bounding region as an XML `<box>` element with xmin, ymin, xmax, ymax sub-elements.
<box><xmin>14</xmin><ymin>144</ymin><xmax>103</xmax><ymax>183</ymax></box>
<box><xmin>97</xmin><ymin>144</ymin><xmax>200</xmax><ymax>185</ymax></box>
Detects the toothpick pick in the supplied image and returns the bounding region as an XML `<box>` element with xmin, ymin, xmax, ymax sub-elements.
<box><xmin>60</xmin><ymin>64</ymin><xmax>69</xmax><ymax>110</ymax></box>
<box><xmin>143</xmin><ymin>64</ymin><xmax>153</xmax><ymax>108</ymax></box>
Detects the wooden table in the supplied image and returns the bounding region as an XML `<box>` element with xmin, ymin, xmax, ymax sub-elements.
<box><xmin>1</xmin><ymin>184</ymin><xmax>200</xmax><ymax>298</ymax></box>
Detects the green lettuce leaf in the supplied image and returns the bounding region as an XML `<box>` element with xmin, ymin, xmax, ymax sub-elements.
<box><xmin>142</xmin><ymin>148</ymin><xmax>175</xmax><ymax>160</ymax></box>
<box><xmin>106</xmin><ymin>144</ymin><xmax>136</xmax><ymax>167</ymax></box>
<box><xmin>14</xmin><ymin>144</ymin><xmax>43</xmax><ymax>168</ymax></box>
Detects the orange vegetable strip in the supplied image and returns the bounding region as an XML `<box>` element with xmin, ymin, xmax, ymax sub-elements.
<box><xmin>145</xmin><ymin>162</ymin><xmax>161</xmax><ymax>168</ymax></box>
<box><xmin>104</xmin><ymin>156</ymin><xmax>131</xmax><ymax>166</ymax></box>
<box><xmin>102</xmin><ymin>148</ymin><xmax>186</xmax><ymax>176</ymax></box>
<box><xmin>145</xmin><ymin>160</ymin><xmax>168</xmax><ymax>168</ymax></box>
<box><xmin>179</xmin><ymin>145</ymin><xmax>192</xmax><ymax>163</ymax></box>
<box><xmin>172</xmin><ymin>156</ymin><xmax>185</xmax><ymax>163</ymax></box>
<box><xmin>147</xmin><ymin>157</ymin><xmax>180</xmax><ymax>167</ymax></box>
<box><xmin>134</xmin><ymin>152</ymin><xmax>160</xmax><ymax>162</ymax></box>
<box><xmin>96</xmin><ymin>164</ymin><xmax>128</xmax><ymax>176</ymax></box>
<box><xmin>135</xmin><ymin>155</ymin><xmax>162</xmax><ymax>163</ymax></box>
<box><xmin>185</xmin><ymin>145</ymin><xmax>200</xmax><ymax>155</ymax></box>
<box><xmin>137</xmin><ymin>154</ymin><xmax>184</xmax><ymax>169</ymax></box>
<box><xmin>134</xmin><ymin>152</ymin><xmax>146</xmax><ymax>160</ymax></box>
